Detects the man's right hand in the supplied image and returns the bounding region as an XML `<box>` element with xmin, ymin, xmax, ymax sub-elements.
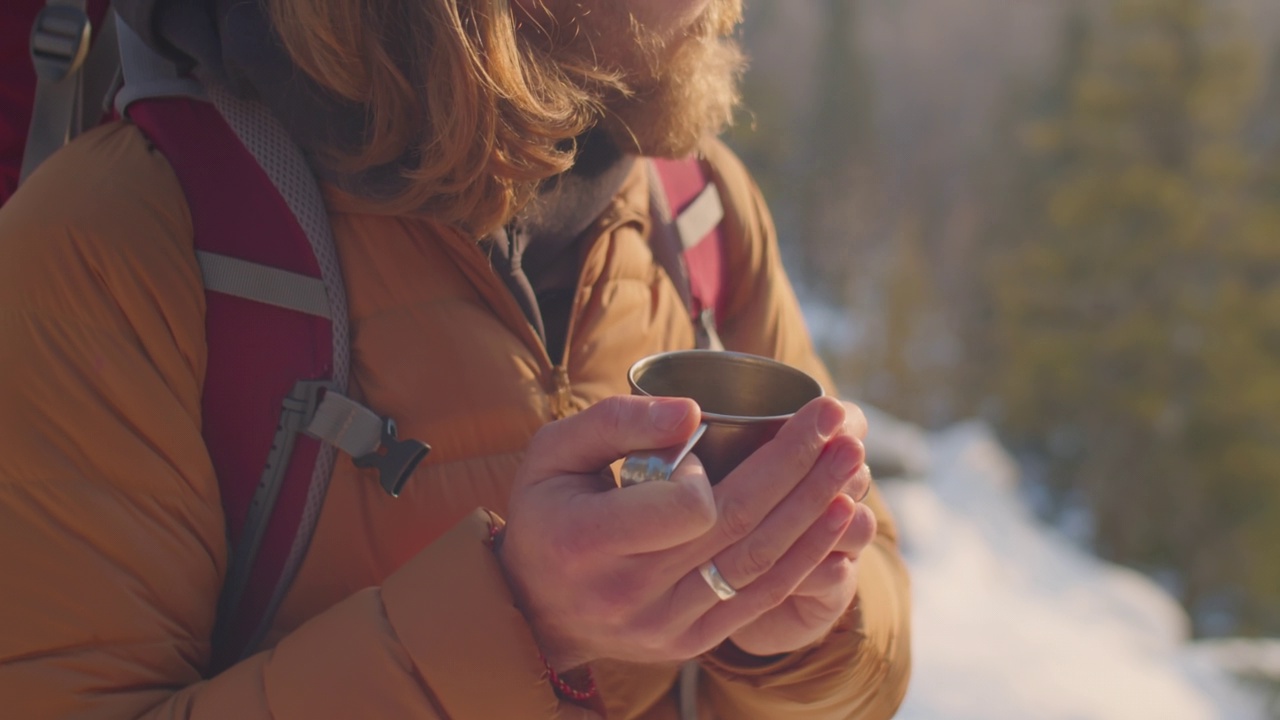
<box><xmin>497</xmin><ymin>394</ymin><xmax>864</xmax><ymax>672</ymax></box>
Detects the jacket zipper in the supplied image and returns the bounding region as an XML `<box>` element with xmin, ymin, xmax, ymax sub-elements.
<box><xmin>549</xmin><ymin>365</ymin><xmax>573</xmax><ymax>420</ymax></box>
<box><xmin>546</xmin><ymin>210</ymin><xmax>640</xmax><ymax>419</ymax></box>
<box><xmin>435</xmin><ymin>202</ymin><xmax>642</xmax><ymax>423</ymax></box>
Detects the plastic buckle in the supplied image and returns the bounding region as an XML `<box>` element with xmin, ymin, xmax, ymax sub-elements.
<box><xmin>353</xmin><ymin>418</ymin><xmax>431</xmax><ymax>498</ymax></box>
<box><xmin>30</xmin><ymin>5</ymin><xmax>92</xmax><ymax>83</ymax></box>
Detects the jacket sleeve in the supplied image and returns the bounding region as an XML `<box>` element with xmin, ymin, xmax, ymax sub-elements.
<box><xmin>691</xmin><ymin>138</ymin><xmax>913</xmax><ymax>719</ymax></box>
<box><xmin>0</xmin><ymin>123</ymin><xmax>593</xmax><ymax>720</ymax></box>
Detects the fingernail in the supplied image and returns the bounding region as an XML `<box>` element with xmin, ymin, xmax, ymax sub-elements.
<box><xmin>817</xmin><ymin>401</ymin><xmax>845</xmax><ymax>437</ymax></box>
<box><xmin>828</xmin><ymin>497</ymin><xmax>855</xmax><ymax>532</ymax></box>
<box><xmin>650</xmin><ymin>399</ymin><xmax>691</xmax><ymax>431</ymax></box>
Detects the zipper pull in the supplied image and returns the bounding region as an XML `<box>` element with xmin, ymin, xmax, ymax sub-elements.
<box><xmin>550</xmin><ymin>365</ymin><xmax>573</xmax><ymax>419</ymax></box>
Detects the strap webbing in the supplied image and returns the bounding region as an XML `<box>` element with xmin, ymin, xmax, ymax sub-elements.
<box><xmin>648</xmin><ymin>157</ymin><xmax>728</xmax><ymax>351</ymax></box>
<box><xmin>674</xmin><ymin>182</ymin><xmax>724</xmax><ymax>251</ymax></box>
<box><xmin>78</xmin><ymin>10</ymin><xmax>119</xmax><ymax>130</ymax></box>
<box><xmin>647</xmin><ymin>162</ymin><xmax>694</xmax><ymax>314</ymax></box>
<box><xmin>679</xmin><ymin>660</ymin><xmax>700</xmax><ymax>720</ymax></box>
<box><xmin>21</xmin><ymin>0</ymin><xmax>91</xmax><ymax>183</ymax></box>
<box><xmin>196</xmin><ymin>250</ymin><xmax>332</xmax><ymax>319</ymax></box>
<box><xmin>305</xmin><ymin>392</ymin><xmax>385</xmax><ymax>459</ymax></box>
<box><xmin>113</xmin><ymin>17</ymin><xmax>203</xmax><ymax>113</ymax></box>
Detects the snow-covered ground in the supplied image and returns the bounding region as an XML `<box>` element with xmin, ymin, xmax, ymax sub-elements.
<box><xmin>864</xmin><ymin>412</ymin><xmax>1273</xmax><ymax>720</ymax></box>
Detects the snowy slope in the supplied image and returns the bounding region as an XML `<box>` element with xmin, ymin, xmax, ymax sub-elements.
<box><xmin>868</xmin><ymin>418</ymin><xmax>1268</xmax><ymax>720</ymax></box>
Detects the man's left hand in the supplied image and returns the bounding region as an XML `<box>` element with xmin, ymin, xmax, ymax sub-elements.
<box><xmin>724</xmin><ymin>401</ymin><xmax>877</xmax><ymax>657</ymax></box>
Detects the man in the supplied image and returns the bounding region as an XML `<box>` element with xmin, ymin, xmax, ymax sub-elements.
<box><xmin>0</xmin><ymin>0</ymin><xmax>911</xmax><ymax>717</ymax></box>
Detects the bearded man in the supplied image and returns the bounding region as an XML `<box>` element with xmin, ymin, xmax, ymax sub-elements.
<box><xmin>0</xmin><ymin>0</ymin><xmax>911</xmax><ymax>717</ymax></box>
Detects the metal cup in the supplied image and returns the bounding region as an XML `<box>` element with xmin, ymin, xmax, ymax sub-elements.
<box><xmin>619</xmin><ymin>350</ymin><xmax>825</xmax><ymax>486</ymax></box>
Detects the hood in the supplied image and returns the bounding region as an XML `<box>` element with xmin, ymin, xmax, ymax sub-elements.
<box><xmin>114</xmin><ymin>0</ymin><xmax>367</xmax><ymax>168</ymax></box>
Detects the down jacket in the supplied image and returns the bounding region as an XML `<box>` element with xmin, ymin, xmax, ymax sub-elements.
<box><xmin>0</xmin><ymin>122</ymin><xmax>911</xmax><ymax>718</ymax></box>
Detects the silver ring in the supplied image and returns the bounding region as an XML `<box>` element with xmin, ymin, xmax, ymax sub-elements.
<box><xmin>619</xmin><ymin>424</ymin><xmax>708</xmax><ymax>487</ymax></box>
<box><xmin>698</xmin><ymin>561</ymin><xmax>738</xmax><ymax>601</ymax></box>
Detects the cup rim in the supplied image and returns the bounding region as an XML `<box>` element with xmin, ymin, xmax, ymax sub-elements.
<box><xmin>627</xmin><ymin>349</ymin><xmax>825</xmax><ymax>423</ymax></box>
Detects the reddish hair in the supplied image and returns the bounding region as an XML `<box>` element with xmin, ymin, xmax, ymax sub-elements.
<box><xmin>269</xmin><ymin>0</ymin><xmax>625</xmax><ymax>235</ymax></box>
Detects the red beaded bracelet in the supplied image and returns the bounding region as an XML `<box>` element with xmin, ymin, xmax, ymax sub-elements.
<box><xmin>541</xmin><ymin>655</ymin><xmax>599</xmax><ymax>702</ymax></box>
<box><xmin>487</xmin><ymin>523</ymin><xmax>598</xmax><ymax>702</ymax></box>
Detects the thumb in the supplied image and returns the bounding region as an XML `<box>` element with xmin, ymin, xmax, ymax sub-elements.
<box><xmin>517</xmin><ymin>395</ymin><xmax>702</xmax><ymax>485</ymax></box>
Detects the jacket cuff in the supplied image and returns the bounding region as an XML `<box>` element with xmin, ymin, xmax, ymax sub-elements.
<box><xmin>380</xmin><ymin>508</ymin><xmax>560</xmax><ymax>718</ymax></box>
<box><xmin>698</xmin><ymin>608</ymin><xmax>855</xmax><ymax>684</ymax></box>
<box><xmin>855</xmin><ymin>539</ymin><xmax>911</xmax><ymax>681</ymax></box>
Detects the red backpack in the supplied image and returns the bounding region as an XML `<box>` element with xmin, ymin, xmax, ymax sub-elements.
<box><xmin>9</xmin><ymin>5</ymin><xmax>730</xmax><ymax>669</ymax></box>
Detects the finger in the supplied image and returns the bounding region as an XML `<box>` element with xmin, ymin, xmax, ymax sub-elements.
<box><xmin>841</xmin><ymin>400</ymin><xmax>868</xmax><ymax>441</ymax></box>
<box><xmin>701</xmin><ymin>434</ymin><xmax>863</xmax><ymax>594</ymax></box>
<box><xmin>840</xmin><ymin>454</ymin><xmax>872</xmax><ymax>505</ymax></box>
<box><xmin>789</xmin><ymin>552</ymin><xmax>859</xmax><ymax>605</ymax></box>
<box><xmin>578</xmin><ymin>454</ymin><xmax>717</xmax><ymax>556</ymax></box>
<box><xmin>729</xmin><ymin>556</ymin><xmax>858</xmax><ymax>655</ymax></box>
<box><xmin>729</xmin><ymin>578</ymin><xmax>856</xmax><ymax>656</ymax></box>
<box><xmin>705</xmin><ymin>396</ymin><xmax>847</xmax><ymax>551</ymax></box>
<box><xmin>833</xmin><ymin>502</ymin><xmax>878</xmax><ymax>556</ymax></box>
<box><xmin>517</xmin><ymin>395</ymin><xmax>702</xmax><ymax>484</ymax></box>
<box><xmin>672</xmin><ymin>494</ymin><xmax>856</xmax><ymax>650</ymax></box>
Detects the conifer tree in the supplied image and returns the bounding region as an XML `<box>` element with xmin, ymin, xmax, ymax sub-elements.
<box><xmin>986</xmin><ymin>0</ymin><xmax>1280</xmax><ymax>634</ymax></box>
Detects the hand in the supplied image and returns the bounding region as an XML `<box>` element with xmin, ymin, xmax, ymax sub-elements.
<box><xmin>724</xmin><ymin>400</ymin><xmax>878</xmax><ymax>657</ymax></box>
<box><xmin>497</xmin><ymin>394</ymin><xmax>858</xmax><ymax>672</ymax></box>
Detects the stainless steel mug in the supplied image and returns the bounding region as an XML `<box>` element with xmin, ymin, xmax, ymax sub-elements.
<box><xmin>620</xmin><ymin>350</ymin><xmax>825</xmax><ymax>486</ymax></box>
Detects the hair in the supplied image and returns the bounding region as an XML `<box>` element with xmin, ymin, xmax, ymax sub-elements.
<box><xmin>268</xmin><ymin>0</ymin><xmax>626</xmax><ymax>236</ymax></box>
<box><xmin>595</xmin><ymin>1</ymin><xmax>745</xmax><ymax>159</ymax></box>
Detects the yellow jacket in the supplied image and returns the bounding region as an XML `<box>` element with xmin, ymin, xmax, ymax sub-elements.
<box><xmin>0</xmin><ymin>121</ymin><xmax>910</xmax><ymax>719</ymax></box>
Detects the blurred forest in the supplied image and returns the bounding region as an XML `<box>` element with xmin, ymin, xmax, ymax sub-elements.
<box><xmin>728</xmin><ymin>0</ymin><xmax>1280</xmax><ymax>637</ymax></box>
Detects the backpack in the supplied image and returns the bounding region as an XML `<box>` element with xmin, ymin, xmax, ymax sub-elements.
<box><xmin>12</xmin><ymin>5</ymin><xmax>731</xmax><ymax>670</ymax></box>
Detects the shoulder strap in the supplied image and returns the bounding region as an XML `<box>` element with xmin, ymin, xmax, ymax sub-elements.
<box><xmin>649</xmin><ymin>156</ymin><xmax>729</xmax><ymax>350</ymax></box>
<box><xmin>21</xmin><ymin>0</ymin><xmax>117</xmax><ymax>183</ymax></box>
<box><xmin>117</xmin><ymin>22</ymin><xmax>425</xmax><ymax>669</ymax></box>
<box><xmin>128</xmin><ymin>90</ymin><xmax>339</xmax><ymax>669</ymax></box>
<box><xmin>649</xmin><ymin>157</ymin><xmax>726</xmax><ymax>720</ymax></box>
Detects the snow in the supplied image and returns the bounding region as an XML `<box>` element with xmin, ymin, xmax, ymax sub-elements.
<box><xmin>868</xmin><ymin>418</ymin><xmax>1270</xmax><ymax>720</ymax></box>
<box><xmin>1193</xmin><ymin>639</ymin><xmax>1280</xmax><ymax>683</ymax></box>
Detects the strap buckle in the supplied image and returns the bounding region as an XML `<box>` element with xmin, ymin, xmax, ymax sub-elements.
<box><xmin>30</xmin><ymin>5</ymin><xmax>92</xmax><ymax>83</ymax></box>
<box><xmin>353</xmin><ymin>418</ymin><xmax>431</xmax><ymax>498</ymax></box>
<box><xmin>304</xmin><ymin>389</ymin><xmax>430</xmax><ymax>498</ymax></box>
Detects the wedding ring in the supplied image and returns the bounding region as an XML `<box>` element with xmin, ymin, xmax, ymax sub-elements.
<box><xmin>698</xmin><ymin>561</ymin><xmax>738</xmax><ymax>601</ymax></box>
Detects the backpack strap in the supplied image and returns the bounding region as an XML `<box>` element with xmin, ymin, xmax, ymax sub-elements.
<box><xmin>117</xmin><ymin>23</ymin><xmax>426</xmax><ymax>669</ymax></box>
<box><xmin>196</xmin><ymin>83</ymin><xmax>426</xmax><ymax>494</ymax></box>
<box><xmin>650</xmin><ymin>155</ymin><xmax>729</xmax><ymax>720</ymax></box>
<box><xmin>649</xmin><ymin>156</ymin><xmax>729</xmax><ymax>351</ymax></box>
<box><xmin>127</xmin><ymin>92</ymin><xmax>337</xmax><ymax>670</ymax></box>
<box><xmin>21</xmin><ymin>0</ymin><xmax>117</xmax><ymax>183</ymax></box>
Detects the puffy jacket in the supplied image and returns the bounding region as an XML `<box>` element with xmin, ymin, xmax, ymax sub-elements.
<box><xmin>0</xmin><ymin>121</ymin><xmax>911</xmax><ymax>719</ymax></box>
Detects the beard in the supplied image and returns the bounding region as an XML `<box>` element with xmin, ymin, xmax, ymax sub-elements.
<box><xmin>544</xmin><ymin>0</ymin><xmax>747</xmax><ymax>157</ymax></box>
